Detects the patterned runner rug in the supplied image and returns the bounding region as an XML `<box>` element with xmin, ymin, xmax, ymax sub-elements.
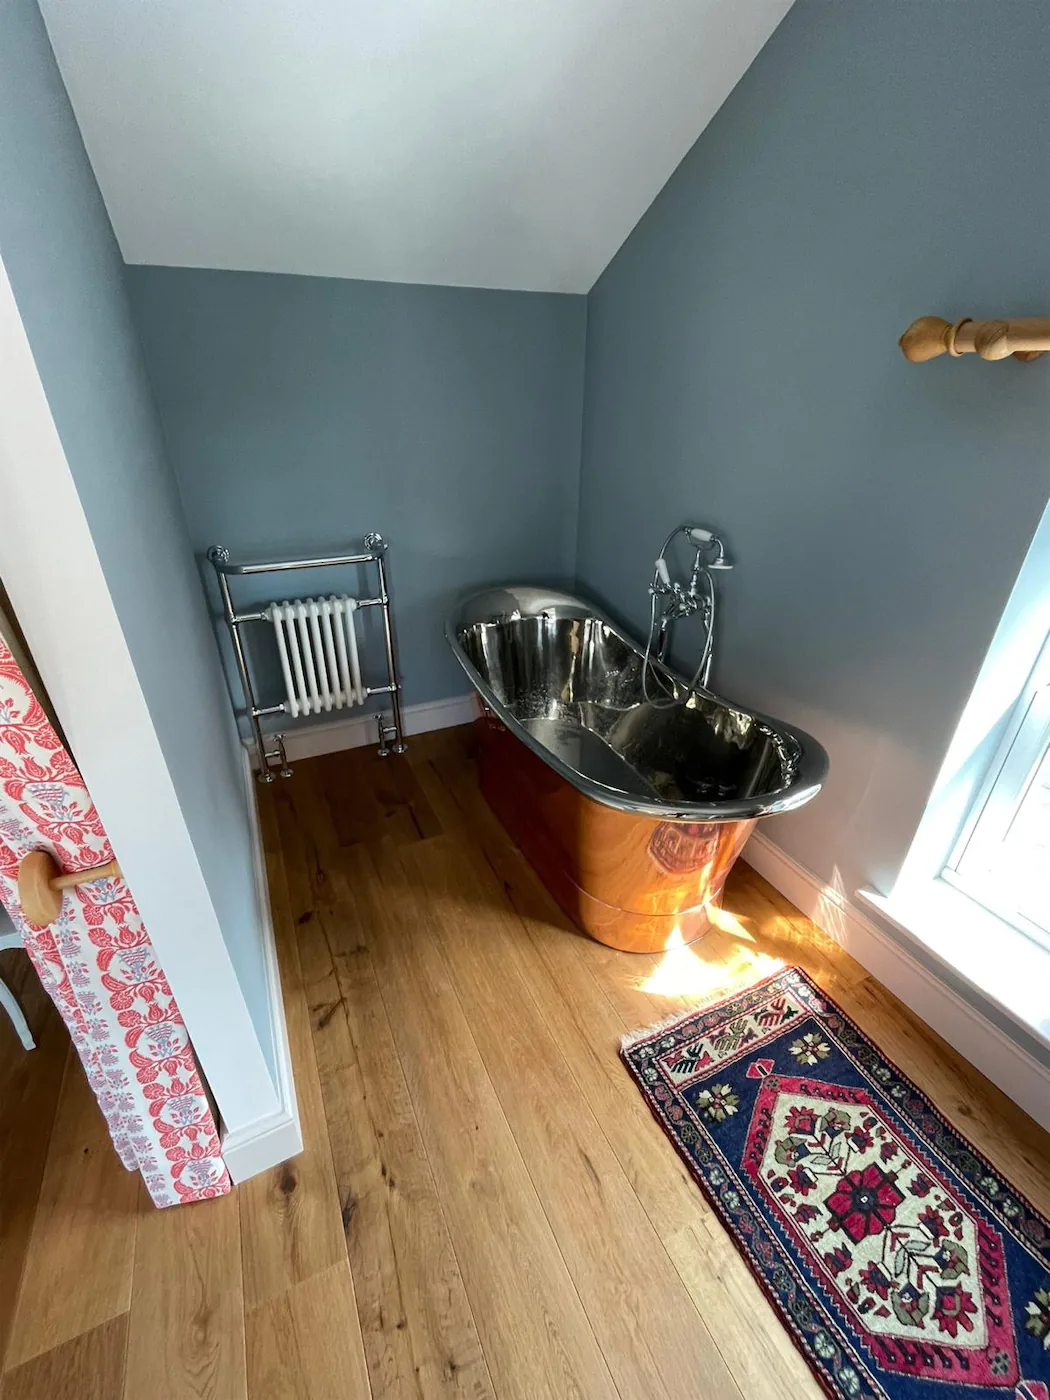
<box><xmin>621</xmin><ymin>966</ymin><xmax>1050</xmax><ymax>1400</ymax></box>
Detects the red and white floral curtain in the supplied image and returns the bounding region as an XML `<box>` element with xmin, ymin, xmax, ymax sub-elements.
<box><xmin>0</xmin><ymin>634</ymin><xmax>229</xmax><ymax>1207</ymax></box>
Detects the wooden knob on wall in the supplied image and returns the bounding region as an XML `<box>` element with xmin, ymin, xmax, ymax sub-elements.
<box><xmin>900</xmin><ymin>314</ymin><xmax>1049</xmax><ymax>363</ymax></box>
<box><xmin>17</xmin><ymin>850</ymin><xmax>122</xmax><ymax>928</ymax></box>
<box><xmin>898</xmin><ymin>315</ymin><xmax>954</xmax><ymax>362</ymax></box>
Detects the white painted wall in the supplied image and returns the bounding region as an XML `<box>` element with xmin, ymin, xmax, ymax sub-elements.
<box><xmin>38</xmin><ymin>0</ymin><xmax>792</xmax><ymax>293</ymax></box>
<box><xmin>0</xmin><ymin>259</ymin><xmax>293</xmax><ymax>1167</ymax></box>
<box><xmin>0</xmin><ymin>0</ymin><xmax>299</xmax><ymax>1179</ymax></box>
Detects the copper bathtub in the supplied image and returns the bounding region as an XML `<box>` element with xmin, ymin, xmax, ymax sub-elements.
<box><xmin>446</xmin><ymin>588</ymin><xmax>828</xmax><ymax>953</ymax></box>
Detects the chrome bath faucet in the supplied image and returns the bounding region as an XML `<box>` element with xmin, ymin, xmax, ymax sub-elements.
<box><xmin>645</xmin><ymin>522</ymin><xmax>733</xmax><ymax>697</ymax></box>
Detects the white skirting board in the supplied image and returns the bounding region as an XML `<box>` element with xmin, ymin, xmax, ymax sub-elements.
<box><xmin>250</xmin><ymin>693</ymin><xmax>476</xmax><ymax>766</ymax></box>
<box><xmin>742</xmin><ymin>831</ymin><xmax>1050</xmax><ymax>1134</ymax></box>
<box><xmin>221</xmin><ymin>751</ymin><xmax>303</xmax><ymax>1183</ymax></box>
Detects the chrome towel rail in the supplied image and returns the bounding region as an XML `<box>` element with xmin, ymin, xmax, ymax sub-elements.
<box><xmin>208</xmin><ymin>531</ymin><xmax>407</xmax><ymax>781</ymax></box>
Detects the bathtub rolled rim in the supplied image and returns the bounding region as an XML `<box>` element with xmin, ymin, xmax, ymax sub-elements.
<box><xmin>444</xmin><ymin>585</ymin><xmax>829</xmax><ymax>824</ymax></box>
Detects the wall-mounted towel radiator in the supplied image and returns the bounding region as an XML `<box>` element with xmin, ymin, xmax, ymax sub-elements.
<box><xmin>208</xmin><ymin>532</ymin><xmax>406</xmax><ymax>781</ymax></box>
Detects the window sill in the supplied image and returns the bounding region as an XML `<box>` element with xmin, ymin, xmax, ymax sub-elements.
<box><xmin>858</xmin><ymin>878</ymin><xmax>1050</xmax><ymax>1055</ymax></box>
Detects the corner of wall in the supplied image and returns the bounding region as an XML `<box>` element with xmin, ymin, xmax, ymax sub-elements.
<box><xmin>570</xmin><ymin>292</ymin><xmax>591</xmax><ymax>591</ymax></box>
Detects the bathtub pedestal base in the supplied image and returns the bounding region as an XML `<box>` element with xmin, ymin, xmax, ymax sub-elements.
<box><xmin>532</xmin><ymin>863</ymin><xmax>719</xmax><ymax>954</ymax></box>
<box><xmin>476</xmin><ymin>714</ymin><xmax>755</xmax><ymax>955</ymax></box>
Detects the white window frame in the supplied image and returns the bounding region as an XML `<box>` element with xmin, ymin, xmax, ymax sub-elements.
<box><xmin>943</xmin><ymin>627</ymin><xmax>1050</xmax><ymax>953</ymax></box>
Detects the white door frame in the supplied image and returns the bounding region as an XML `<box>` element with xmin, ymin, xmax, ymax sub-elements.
<box><xmin>0</xmin><ymin>256</ymin><xmax>299</xmax><ymax>1177</ymax></box>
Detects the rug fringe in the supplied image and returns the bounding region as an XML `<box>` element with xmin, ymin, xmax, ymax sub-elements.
<box><xmin>619</xmin><ymin>965</ymin><xmax>797</xmax><ymax>1053</ymax></box>
<box><xmin>619</xmin><ymin>1007</ymin><xmax>695</xmax><ymax>1052</ymax></box>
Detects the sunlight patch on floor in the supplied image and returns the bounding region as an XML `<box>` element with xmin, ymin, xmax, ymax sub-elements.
<box><xmin>708</xmin><ymin>903</ymin><xmax>756</xmax><ymax>943</ymax></box>
<box><xmin>640</xmin><ymin>919</ymin><xmax>784</xmax><ymax>998</ymax></box>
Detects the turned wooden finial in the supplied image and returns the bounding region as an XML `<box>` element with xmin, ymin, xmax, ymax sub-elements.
<box><xmin>898</xmin><ymin>315</ymin><xmax>955</xmax><ymax>363</ymax></box>
<box><xmin>900</xmin><ymin>314</ymin><xmax>1050</xmax><ymax>363</ymax></box>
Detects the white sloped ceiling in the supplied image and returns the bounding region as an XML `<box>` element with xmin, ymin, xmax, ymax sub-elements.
<box><xmin>39</xmin><ymin>0</ymin><xmax>792</xmax><ymax>293</ymax></box>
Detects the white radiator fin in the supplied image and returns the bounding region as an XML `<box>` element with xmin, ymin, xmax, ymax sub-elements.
<box><xmin>267</xmin><ymin>596</ymin><xmax>365</xmax><ymax>717</ymax></box>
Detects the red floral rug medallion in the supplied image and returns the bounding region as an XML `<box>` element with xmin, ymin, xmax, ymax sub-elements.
<box><xmin>621</xmin><ymin>967</ymin><xmax>1050</xmax><ymax>1400</ymax></box>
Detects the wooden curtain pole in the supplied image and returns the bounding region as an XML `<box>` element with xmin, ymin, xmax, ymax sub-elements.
<box><xmin>17</xmin><ymin>850</ymin><xmax>122</xmax><ymax>928</ymax></box>
<box><xmin>900</xmin><ymin>315</ymin><xmax>1050</xmax><ymax>363</ymax></box>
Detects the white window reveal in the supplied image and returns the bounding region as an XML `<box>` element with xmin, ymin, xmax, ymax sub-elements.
<box><xmin>944</xmin><ymin>627</ymin><xmax>1050</xmax><ymax>952</ymax></box>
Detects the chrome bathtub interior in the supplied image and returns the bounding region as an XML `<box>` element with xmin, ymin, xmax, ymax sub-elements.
<box><xmin>644</xmin><ymin>522</ymin><xmax>733</xmax><ymax>705</ymax></box>
<box><xmin>446</xmin><ymin>587</ymin><xmax>828</xmax><ymax>823</ymax></box>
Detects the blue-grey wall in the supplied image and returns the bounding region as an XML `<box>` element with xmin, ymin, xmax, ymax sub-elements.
<box><xmin>125</xmin><ymin>267</ymin><xmax>587</xmax><ymax>714</ymax></box>
<box><xmin>577</xmin><ymin>0</ymin><xmax>1050</xmax><ymax>899</ymax></box>
<box><xmin>0</xmin><ymin>0</ymin><xmax>276</xmax><ymax>1076</ymax></box>
<box><xmin>36</xmin><ymin>0</ymin><xmax>1046</xmax><ymax>926</ymax></box>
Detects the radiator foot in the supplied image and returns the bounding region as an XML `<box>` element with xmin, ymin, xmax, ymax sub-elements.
<box><xmin>376</xmin><ymin>713</ymin><xmax>407</xmax><ymax>758</ymax></box>
<box><xmin>257</xmin><ymin>735</ymin><xmax>293</xmax><ymax>780</ymax></box>
<box><xmin>275</xmin><ymin>734</ymin><xmax>293</xmax><ymax>779</ymax></box>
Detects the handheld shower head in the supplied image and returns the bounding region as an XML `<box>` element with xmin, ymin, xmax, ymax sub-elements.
<box><xmin>685</xmin><ymin>524</ymin><xmax>732</xmax><ymax>571</ymax></box>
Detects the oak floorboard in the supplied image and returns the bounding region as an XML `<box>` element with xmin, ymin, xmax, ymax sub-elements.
<box><xmin>246</xmin><ymin>1262</ymin><xmax>372</xmax><ymax>1400</ymax></box>
<box><xmin>0</xmin><ymin>953</ymin><xmax>69</xmax><ymax>1370</ymax></box>
<box><xmin>322</xmin><ymin>746</ymin><xmax>423</xmax><ymax>848</ymax></box>
<box><xmin>7</xmin><ymin>730</ymin><xmax>1050</xmax><ymax>1400</ymax></box>
<box><xmin>365</xmin><ymin>752</ymin><xmax>442</xmax><ymax>844</ymax></box>
<box><xmin>5</xmin><ymin>1052</ymin><xmax>138</xmax><ymax>1369</ymax></box>
<box><xmin>0</xmin><ymin>1313</ymin><xmax>128</xmax><ymax>1400</ymax></box>
<box><xmin>320</xmin><ymin>746</ymin><xmax>384</xmax><ymax>848</ymax></box>
<box><xmin>272</xmin><ymin>767</ymin><xmax>493</xmax><ymax>1399</ymax></box>
<box><xmin>405</xmin><ymin>750</ymin><xmax>817</xmax><ymax>1398</ymax></box>
<box><xmin>405</xmin><ymin>834</ymin><xmax>743</xmax><ymax>1400</ymax></box>
<box><xmin>344</xmin><ymin>836</ymin><xmax>618</xmax><ymax>1400</ymax></box>
<box><xmin>403</xmin><ymin>730</ymin><xmax>1050</xmax><ymax>1394</ymax></box>
<box><xmin>123</xmin><ymin>1181</ymin><xmax>246</xmax><ymax>1400</ymax></box>
<box><xmin>516</xmin><ymin>911</ymin><xmax>821</xmax><ymax>1396</ymax></box>
<box><xmin>238</xmin><ymin>791</ymin><xmax>351</xmax><ymax>1313</ymax></box>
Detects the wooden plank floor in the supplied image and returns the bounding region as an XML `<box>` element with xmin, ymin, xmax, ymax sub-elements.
<box><xmin>0</xmin><ymin>932</ymin><xmax>70</xmax><ymax>1370</ymax></box>
<box><xmin>3</xmin><ymin>724</ymin><xmax>1049</xmax><ymax>1398</ymax></box>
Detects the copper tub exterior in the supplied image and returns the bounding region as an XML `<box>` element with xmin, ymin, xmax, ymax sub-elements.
<box><xmin>447</xmin><ymin>588</ymin><xmax>827</xmax><ymax>954</ymax></box>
